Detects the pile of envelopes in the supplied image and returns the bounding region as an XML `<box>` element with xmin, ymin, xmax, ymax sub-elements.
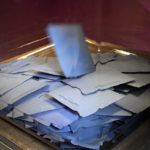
<box><xmin>0</xmin><ymin>52</ymin><xmax>150</xmax><ymax>150</ymax></box>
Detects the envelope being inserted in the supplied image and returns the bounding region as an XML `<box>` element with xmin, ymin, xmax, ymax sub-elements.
<box><xmin>47</xmin><ymin>24</ymin><xmax>96</xmax><ymax>78</ymax></box>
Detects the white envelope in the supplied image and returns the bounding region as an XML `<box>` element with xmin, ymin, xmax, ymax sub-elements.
<box><xmin>105</xmin><ymin>55</ymin><xmax>150</xmax><ymax>72</ymax></box>
<box><xmin>18</xmin><ymin>115</ymin><xmax>34</xmax><ymax>122</ymax></box>
<box><xmin>96</xmin><ymin>104</ymin><xmax>132</xmax><ymax>116</ymax></box>
<box><xmin>23</xmin><ymin>71</ymin><xmax>61</xmax><ymax>80</ymax></box>
<box><xmin>1</xmin><ymin>79</ymin><xmax>47</xmax><ymax>105</ymax></box>
<box><xmin>11</xmin><ymin>56</ymin><xmax>48</xmax><ymax>73</ymax></box>
<box><xmin>64</xmin><ymin>65</ymin><xmax>134</xmax><ymax>94</ymax></box>
<box><xmin>128</xmin><ymin>74</ymin><xmax>150</xmax><ymax>88</ymax></box>
<box><xmin>48</xmin><ymin>85</ymin><xmax>124</xmax><ymax>117</ymax></box>
<box><xmin>14</xmin><ymin>94</ymin><xmax>63</xmax><ymax>116</ymax></box>
<box><xmin>33</xmin><ymin>65</ymin><xmax>63</xmax><ymax>76</ymax></box>
<box><xmin>116</xmin><ymin>88</ymin><xmax>150</xmax><ymax>113</ymax></box>
<box><xmin>99</xmin><ymin>52</ymin><xmax>117</xmax><ymax>63</ymax></box>
<box><xmin>12</xmin><ymin>57</ymin><xmax>63</xmax><ymax>76</ymax></box>
<box><xmin>0</xmin><ymin>73</ymin><xmax>31</xmax><ymax>95</ymax></box>
<box><xmin>0</xmin><ymin>99</ymin><xmax>8</xmax><ymax>110</ymax></box>
<box><xmin>0</xmin><ymin>59</ymin><xmax>29</xmax><ymax>73</ymax></box>
<box><xmin>7</xmin><ymin>108</ymin><xmax>24</xmax><ymax>118</ymax></box>
<box><xmin>91</xmin><ymin>53</ymin><xmax>99</xmax><ymax>64</ymax></box>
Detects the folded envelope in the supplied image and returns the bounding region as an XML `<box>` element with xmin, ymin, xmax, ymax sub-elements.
<box><xmin>71</xmin><ymin>126</ymin><xmax>104</xmax><ymax>149</ymax></box>
<box><xmin>63</xmin><ymin>65</ymin><xmax>134</xmax><ymax>94</ymax></box>
<box><xmin>13</xmin><ymin>63</ymin><xmax>62</xmax><ymax>76</ymax></box>
<box><xmin>99</xmin><ymin>52</ymin><xmax>117</xmax><ymax>64</ymax></box>
<box><xmin>116</xmin><ymin>88</ymin><xmax>150</xmax><ymax>113</ymax></box>
<box><xmin>24</xmin><ymin>71</ymin><xmax>61</xmax><ymax>81</ymax></box>
<box><xmin>0</xmin><ymin>59</ymin><xmax>29</xmax><ymax>73</ymax></box>
<box><xmin>95</xmin><ymin>104</ymin><xmax>132</xmax><ymax>117</ymax></box>
<box><xmin>7</xmin><ymin>107</ymin><xmax>24</xmax><ymax>118</ymax></box>
<box><xmin>0</xmin><ymin>99</ymin><xmax>8</xmax><ymax>111</ymax></box>
<box><xmin>128</xmin><ymin>74</ymin><xmax>150</xmax><ymax>88</ymax></box>
<box><xmin>59</xmin><ymin>125</ymin><xmax>116</xmax><ymax>150</ymax></box>
<box><xmin>48</xmin><ymin>85</ymin><xmax>124</xmax><ymax>117</ymax></box>
<box><xmin>13</xmin><ymin>93</ymin><xmax>63</xmax><ymax>117</ymax></box>
<box><xmin>17</xmin><ymin>115</ymin><xmax>34</xmax><ymax>123</ymax></box>
<box><xmin>0</xmin><ymin>73</ymin><xmax>31</xmax><ymax>96</ymax></box>
<box><xmin>46</xmin><ymin>81</ymin><xmax>64</xmax><ymax>91</ymax></box>
<box><xmin>47</xmin><ymin>24</ymin><xmax>96</xmax><ymax>78</ymax></box>
<box><xmin>32</xmin><ymin>108</ymin><xmax>79</xmax><ymax>129</ymax></box>
<box><xmin>1</xmin><ymin>79</ymin><xmax>47</xmax><ymax>106</ymax></box>
<box><xmin>37</xmin><ymin>123</ymin><xmax>70</xmax><ymax>135</ymax></box>
<box><xmin>47</xmin><ymin>125</ymin><xmax>71</xmax><ymax>133</ymax></box>
<box><xmin>105</xmin><ymin>55</ymin><xmax>150</xmax><ymax>73</ymax></box>
<box><xmin>91</xmin><ymin>53</ymin><xmax>100</xmax><ymax>65</ymax></box>
<box><xmin>70</xmin><ymin>115</ymin><xmax>121</xmax><ymax>133</ymax></box>
<box><xmin>12</xmin><ymin>57</ymin><xmax>63</xmax><ymax>76</ymax></box>
<box><xmin>5</xmin><ymin>81</ymin><xmax>64</xmax><ymax>118</ymax></box>
<box><xmin>1</xmin><ymin>56</ymin><xmax>48</xmax><ymax>74</ymax></box>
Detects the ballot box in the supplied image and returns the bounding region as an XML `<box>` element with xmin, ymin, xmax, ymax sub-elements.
<box><xmin>0</xmin><ymin>38</ymin><xmax>150</xmax><ymax>150</ymax></box>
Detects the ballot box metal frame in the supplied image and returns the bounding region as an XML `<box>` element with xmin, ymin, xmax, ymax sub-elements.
<box><xmin>0</xmin><ymin>39</ymin><xmax>150</xmax><ymax>150</ymax></box>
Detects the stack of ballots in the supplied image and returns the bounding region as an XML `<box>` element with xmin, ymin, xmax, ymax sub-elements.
<box><xmin>0</xmin><ymin>24</ymin><xmax>150</xmax><ymax>150</ymax></box>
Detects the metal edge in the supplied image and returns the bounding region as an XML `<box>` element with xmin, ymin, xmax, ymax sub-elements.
<box><xmin>0</xmin><ymin>113</ymin><xmax>61</xmax><ymax>150</ymax></box>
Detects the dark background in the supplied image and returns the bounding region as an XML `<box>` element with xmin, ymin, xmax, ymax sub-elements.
<box><xmin>1</xmin><ymin>0</ymin><xmax>150</xmax><ymax>60</ymax></box>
